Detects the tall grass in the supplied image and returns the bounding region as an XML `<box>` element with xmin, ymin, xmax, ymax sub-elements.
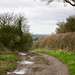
<box><xmin>34</xmin><ymin>32</ymin><xmax>75</xmax><ymax>52</ymax></box>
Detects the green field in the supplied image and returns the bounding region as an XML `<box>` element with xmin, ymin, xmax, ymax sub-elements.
<box><xmin>35</xmin><ymin>50</ymin><xmax>75</xmax><ymax>75</ymax></box>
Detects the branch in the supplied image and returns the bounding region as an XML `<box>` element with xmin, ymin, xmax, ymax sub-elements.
<box><xmin>65</xmin><ymin>0</ymin><xmax>75</xmax><ymax>6</ymax></box>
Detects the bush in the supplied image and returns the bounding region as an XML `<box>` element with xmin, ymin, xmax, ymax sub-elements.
<box><xmin>15</xmin><ymin>33</ymin><xmax>33</xmax><ymax>52</ymax></box>
<box><xmin>0</xmin><ymin>25</ymin><xmax>33</xmax><ymax>51</ymax></box>
<box><xmin>0</xmin><ymin>13</ymin><xmax>33</xmax><ymax>52</ymax></box>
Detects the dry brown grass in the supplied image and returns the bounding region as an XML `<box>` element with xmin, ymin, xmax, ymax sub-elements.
<box><xmin>35</xmin><ymin>32</ymin><xmax>75</xmax><ymax>52</ymax></box>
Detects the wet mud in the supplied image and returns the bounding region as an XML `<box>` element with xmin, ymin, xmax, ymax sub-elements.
<box><xmin>7</xmin><ymin>52</ymin><xmax>70</xmax><ymax>75</ymax></box>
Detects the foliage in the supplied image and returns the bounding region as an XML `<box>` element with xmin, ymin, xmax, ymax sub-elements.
<box><xmin>56</xmin><ymin>15</ymin><xmax>75</xmax><ymax>33</ymax></box>
<box><xmin>17</xmin><ymin>33</ymin><xmax>33</xmax><ymax>52</ymax></box>
<box><xmin>32</xmin><ymin>38</ymin><xmax>42</xmax><ymax>49</ymax></box>
<box><xmin>14</xmin><ymin>13</ymin><xmax>29</xmax><ymax>37</ymax></box>
<box><xmin>56</xmin><ymin>22</ymin><xmax>66</xmax><ymax>33</ymax></box>
<box><xmin>35</xmin><ymin>50</ymin><xmax>75</xmax><ymax>75</ymax></box>
<box><xmin>0</xmin><ymin>25</ymin><xmax>18</xmax><ymax>49</ymax></box>
<box><xmin>0</xmin><ymin>13</ymin><xmax>33</xmax><ymax>52</ymax></box>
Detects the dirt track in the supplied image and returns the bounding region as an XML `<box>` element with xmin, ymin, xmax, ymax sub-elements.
<box><xmin>7</xmin><ymin>52</ymin><xmax>70</xmax><ymax>75</ymax></box>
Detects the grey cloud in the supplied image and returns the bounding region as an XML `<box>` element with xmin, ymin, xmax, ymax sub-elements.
<box><xmin>0</xmin><ymin>0</ymin><xmax>75</xmax><ymax>34</ymax></box>
<box><xmin>0</xmin><ymin>0</ymin><xmax>35</xmax><ymax>8</ymax></box>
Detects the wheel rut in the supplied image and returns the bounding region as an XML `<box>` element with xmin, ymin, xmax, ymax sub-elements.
<box><xmin>7</xmin><ymin>52</ymin><xmax>70</xmax><ymax>75</ymax></box>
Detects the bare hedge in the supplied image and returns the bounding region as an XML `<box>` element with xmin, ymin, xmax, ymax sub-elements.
<box><xmin>35</xmin><ymin>33</ymin><xmax>75</xmax><ymax>52</ymax></box>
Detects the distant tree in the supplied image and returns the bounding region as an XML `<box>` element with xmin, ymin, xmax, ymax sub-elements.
<box><xmin>36</xmin><ymin>0</ymin><xmax>75</xmax><ymax>6</ymax></box>
<box><xmin>65</xmin><ymin>16</ymin><xmax>75</xmax><ymax>32</ymax></box>
<box><xmin>56</xmin><ymin>22</ymin><xmax>66</xmax><ymax>33</ymax></box>
<box><xmin>56</xmin><ymin>15</ymin><xmax>75</xmax><ymax>33</ymax></box>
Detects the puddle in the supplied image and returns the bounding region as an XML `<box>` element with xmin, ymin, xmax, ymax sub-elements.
<box><xmin>7</xmin><ymin>68</ymin><xmax>28</xmax><ymax>75</ymax></box>
<box><xmin>30</xmin><ymin>57</ymin><xmax>34</xmax><ymax>60</ymax></box>
<box><xmin>19</xmin><ymin>53</ymin><xmax>27</xmax><ymax>55</ymax></box>
<box><xmin>18</xmin><ymin>61</ymin><xmax>34</xmax><ymax>65</ymax></box>
<box><xmin>7</xmin><ymin>72</ymin><xmax>11</xmax><ymax>74</ymax></box>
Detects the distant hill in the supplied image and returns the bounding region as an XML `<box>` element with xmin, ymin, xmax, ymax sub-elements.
<box><xmin>32</xmin><ymin>34</ymin><xmax>50</xmax><ymax>39</ymax></box>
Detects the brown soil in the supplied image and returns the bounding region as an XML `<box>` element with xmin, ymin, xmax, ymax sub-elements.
<box><xmin>7</xmin><ymin>52</ymin><xmax>70</xmax><ymax>75</ymax></box>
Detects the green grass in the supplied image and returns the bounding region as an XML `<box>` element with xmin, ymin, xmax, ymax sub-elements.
<box><xmin>0</xmin><ymin>50</ymin><xmax>19</xmax><ymax>54</ymax></box>
<box><xmin>0</xmin><ymin>50</ymin><xmax>20</xmax><ymax>75</ymax></box>
<box><xmin>0</xmin><ymin>55</ymin><xmax>19</xmax><ymax>61</ymax></box>
<box><xmin>0</xmin><ymin>50</ymin><xmax>13</xmax><ymax>54</ymax></box>
<box><xmin>5</xmin><ymin>63</ymin><xmax>17</xmax><ymax>70</ymax></box>
<box><xmin>35</xmin><ymin>50</ymin><xmax>75</xmax><ymax>75</ymax></box>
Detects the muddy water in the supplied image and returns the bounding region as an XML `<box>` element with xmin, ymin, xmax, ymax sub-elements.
<box><xmin>18</xmin><ymin>61</ymin><xmax>34</xmax><ymax>65</ymax></box>
<box><xmin>7</xmin><ymin>52</ymin><xmax>70</xmax><ymax>75</ymax></box>
<box><xmin>19</xmin><ymin>53</ymin><xmax>27</xmax><ymax>56</ymax></box>
<box><xmin>7</xmin><ymin>68</ymin><xmax>28</xmax><ymax>74</ymax></box>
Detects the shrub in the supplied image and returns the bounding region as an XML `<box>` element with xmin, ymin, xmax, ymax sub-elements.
<box><xmin>16</xmin><ymin>33</ymin><xmax>33</xmax><ymax>52</ymax></box>
<box><xmin>0</xmin><ymin>13</ymin><xmax>33</xmax><ymax>52</ymax></box>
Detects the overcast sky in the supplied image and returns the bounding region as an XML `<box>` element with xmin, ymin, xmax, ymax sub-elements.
<box><xmin>0</xmin><ymin>0</ymin><xmax>75</xmax><ymax>34</ymax></box>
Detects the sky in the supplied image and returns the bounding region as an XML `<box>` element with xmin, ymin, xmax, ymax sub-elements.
<box><xmin>0</xmin><ymin>0</ymin><xmax>75</xmax><ymax>34</ymax></box>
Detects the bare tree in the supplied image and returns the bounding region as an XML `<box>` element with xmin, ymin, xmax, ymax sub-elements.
<box><xmin>14</xmin><ymin>13</ymin><xmax>29</xmax><ymax>38</ymax></box>
<box><xmin>0</xmin><ymin>13</ymin><xmax>14</xmax><ymax>27</ymax></box>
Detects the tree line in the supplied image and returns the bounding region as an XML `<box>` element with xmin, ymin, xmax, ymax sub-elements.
<box><xmin>56</xmin><ymin>15</ymin><xmax>75</xmax><ymax>33</ymax></box>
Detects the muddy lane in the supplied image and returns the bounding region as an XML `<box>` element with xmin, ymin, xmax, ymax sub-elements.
<box><xmin>7</xmin><ymin>52</ymin><xmax>70</xmax><ymax>75</ymax></box>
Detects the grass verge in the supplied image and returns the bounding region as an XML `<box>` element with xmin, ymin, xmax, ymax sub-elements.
<box><xmin>35</xmin><ymin>50</ymin><xmax>75</xmax><ymax>75</ymax></box>
<box><xmin>0</xmin><ymin>50</ymin><xmax>20</xmax><ymax>75</ymax></box>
